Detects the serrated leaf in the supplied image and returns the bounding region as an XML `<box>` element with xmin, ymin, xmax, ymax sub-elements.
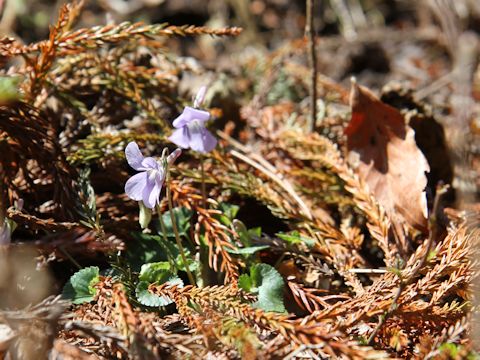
<box><xmin>139</xmin><ymin>262</ymin><xmax>172</xmax><ymax>282</ymax></box>
<box><xmin>135</xmin><ymin>280</ymin><xmax>174</xmax><ymax>307</ymax></box>
<box><xmin>239</xmin><ymin>263</ymin><xmax>285</xmax><ymax>313</ymax></box>
<box><xmin>276</xmin><ymin>231</ymin><xmax>316</xmax><ymax>248</ymax></box>
<box><xmin>226</xmin><ymin>245</ymin><xmax>269</xmax><ymax>255</ymax></box>
<box><xmin>135</xmin><ymin>264</ymin><xmax>183</xmax><ymax>307</ymax></box>
<box><xmin>159</xmin><ymin>207</ymin><xmax>193</xmax><ymax>237</ymax></box>
<box><xmin>62</xmin><ymin>266</ymin><xmax>100</xmax><ymax>304</ymax></box>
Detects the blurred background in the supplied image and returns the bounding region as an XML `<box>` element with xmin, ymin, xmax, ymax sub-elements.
<box><xmin>1</xmin><ymin>0</ymin><xmax>479</xmax><ymax>87</ymax></box>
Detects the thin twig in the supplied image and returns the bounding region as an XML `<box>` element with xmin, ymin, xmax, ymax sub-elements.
<box><xmin>59</xmin><ymin>245</ymin><xmax>82</xmax><ymax>269</ymax></box>
<box><xmin>230</xmin><ymin>149</ymin><xmax>313</xmax><ymax>220</ymax></box>
<box><xmin>348</xmin><ymin>268</ymin><xmax>387</xmax><ymax>274</ymax></box>
<box><xmin>218</xmin><ymin>130</ymin><xmax>313</xmax><ymax>220</ymax></box>
<box><xmin>306</xmin><ymin>0</ymin><xmax>318</xmax><ymax>132</ymax></box>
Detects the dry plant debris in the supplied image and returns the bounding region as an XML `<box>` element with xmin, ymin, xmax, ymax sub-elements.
<box><xmin>0</xmin><ymin>0</ymin><xmax>479</xmax><ymax>359</ymax></box>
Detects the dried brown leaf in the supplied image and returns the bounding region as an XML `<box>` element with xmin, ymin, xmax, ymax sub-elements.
<box><xmin>346</xmin><ymin>81</ymin><xmax>430</xmax><ymax>232</ymax></box>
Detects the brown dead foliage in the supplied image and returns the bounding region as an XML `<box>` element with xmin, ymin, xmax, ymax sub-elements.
<box><xmin>0</xmin><ymin>1</ymin><xmax>479</xmax><ymax>359</ymax></box>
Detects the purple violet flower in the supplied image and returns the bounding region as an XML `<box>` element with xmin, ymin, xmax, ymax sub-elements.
<box><xmin>168</xmin><ymin>87</ymin><xmax>217</xmax><ymax>153</ymax></box>
<box><xmin>124</xmin><ymin>142</ymin><xmax>181</xmax><ymax>209</ymax></box>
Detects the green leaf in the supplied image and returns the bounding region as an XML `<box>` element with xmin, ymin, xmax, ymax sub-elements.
<box><xmin>248</xmin><ymin>227</ymin><xmax>262</xmax><ymax>238</ymax></box>
<box><xmin>226</xmin><ymin>245</ymin><xmax>269</xmax><ymax>255</ymax></box>
<box><xmin>233</xmin><ymin>220</ymin><xmax>261</xmax><ymax>247</ymax></box>
<box><xmin>62</xmin><ymin>266</ymin><xmax>100</xmax><ymax>304</ymax></box>
<box><xmin>135</xmin><ymin>276</ymin><xmax>183</xmax><ymax>307</ymax></box>
<box><xmin>135</xmin><ymin>262</ymin><xmax>183</xmax><ymax>307</ymax></box>
<box><xmin>238</xmin><ymin>274</ymin><xmax>252</xmax><ymax>292</ymax></box>
<box><xmin>175</xmin><ymin>254</ymin><xmax>199</xmax><ymax>272</ymax></box>
<box><xmin>159</xmin><ymin>207</ymin><xmax>193</xmax><ymax>237</ymax></box>
<box><xmin>217</xmin><ymin>202</ymin><xmax>240</xmax><ymax>225</ymax></box>
<box><xmin>276</xmin><ymin>231</ymin><xmax>316</xmax><ymax>248</ymax></box>
<box><xmin>126</xmin><ymin>233</ymin><xmax>170</xmax><ymax>271</ymax></box>
<box><xmin>138</xmin><ymin>262</ymin><xmax>172</xmax><ymax>282</ymax></box>
<box><xmin>439</xmin><ymin>343</ymin><xmax>461</xmax><ymax>357</ymax></box>
<box><xmin>239</xmin><ymin>264</ymin><xmax>285</xmax><ymax>313</ymax></box>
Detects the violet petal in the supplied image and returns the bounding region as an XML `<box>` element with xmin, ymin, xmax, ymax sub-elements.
<box><xmin>141</xmin><ymin>157</ymin><xmax>158</xmax><ymax>169</ymax></box>
<box><xmin>193</xmin><ymin>86</ymin><xmax>207</xmax><ymax>108</ymax></box>
<box><xmin>125</xmin><ymin>142</ymin><xmax>145</xmax><ymax>170</ymax></box>
<box><xmin>168</xmin><ymin>127</ymin><xmax>190</xmax><ymax>149</ymax></box>
<box><xmin>167</xmin><ymin>148</ymin><xmax>182</xmax><ymax>165</ymax></box>
<box><xmin>189</xmin><ymin>124</ymin><xmax>217</xmax><ymax>153</ymax></box>
<box><xmin>172</xmin><ymin>106</ymin><xmax>210</xmax><ymax>128</ymax></box>
<box><xmin>141</xmin><ymin>177</ymin><xmax>155</xmax><ymax>208</ymax></box>
<box><xmin>125</xmin><ymin>172</ymin><xmax>148</xmax><ymax>201</ymax></box>
<box><xmin>200</xmin><ymin>127</ymin><xmax>217</xmax><ymax>153</ymax></box>
<box><xmin>147</xmin><ymin>183</ymin><xmax>161</xmax><ymax>209</ymax></box>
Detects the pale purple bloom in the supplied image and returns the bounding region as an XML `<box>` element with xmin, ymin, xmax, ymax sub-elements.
<box><xmin>124</xmin><ymin>142</ymin><xmax>181</xmax><ymax>209</ymax></box>
<box><xmin>168</xmin><ymin>87</ymin><xmax>217</xmax><ymax>153</ymax></box>
<box><xmin>193</xmin><ymin>85</ymin><xmax>207</xmax><ymax>108</ymax></box>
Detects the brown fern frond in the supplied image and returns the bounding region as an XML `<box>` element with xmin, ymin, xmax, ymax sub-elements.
<box><xmin>0</xmin><ymin>102</ymin><xmax>77</xmax><ymax>220</ymax></box>
<box><xmin>287</xmin><ymin>281</ymin><xmax>350</xmax><ymax>313</ymax></box>
<box><xmin>417</xmin><ymin>316</ymin><xmax>469</xmax><ymax>360</ymax></box>
<box><xmin>111</xmin><ymin>283</ymin><xmax>139</xmax><ymax>342</ymax></box>
<box><xmin>168</xmin><ymin>180</ymin><xmax>240</xmax><ymax>284</ymax></box>
<box><xmin>276</xmin><ymin>130</ymin><xmax>395</xmax><ymax>266</ymax></box>
<box><xmin>6</xmin><ymin>208</ymin><xmax>79</xmax><ymax>232</ymax></box>
<box><xmin>195</xmin><ymin>207</ymin><xmax>239</xmax><ymax>284</ymax></box>
<box><xmin>150</xmin><ymin>283</ymin><xmax>387</xmax><ymax>359</ymax></box>
<box><xmin>3</xmin><ymin>24</ymin><xmax>242</xmax><ymax>59</ymax></box>
<box><xmin>293</xmin><ymin>223</ymin><xmax>473</xmax><ymax>347</ymax></box>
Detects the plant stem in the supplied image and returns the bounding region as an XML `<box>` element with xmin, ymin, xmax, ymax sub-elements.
<box><xmin>59</xmin><ymin>245</ymin><xmax>82</xmax><ymax>270</ymax></box>
<box><xmin>306</xmin><ymin>0</ymin><xmax>318</xmax><ymax>132</ymax></box>
<box><xmin>200</xmin><ymin>154</ymin><xmax>207</xmax><ymax>209</ymax></box>
<box><xmin>166</xmin><ymin>172</ymin><xmax>196</xmax><ymax>286</ymax></box>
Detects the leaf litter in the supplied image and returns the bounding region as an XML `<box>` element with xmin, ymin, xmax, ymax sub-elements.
<box><xmin>0</xmin><ymin>1</ymin><xmax>479</xmax><ymax>359</ymax></box>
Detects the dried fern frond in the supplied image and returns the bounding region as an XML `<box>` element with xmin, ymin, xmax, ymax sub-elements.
<box><xmin>1</xmin><ymin>23</ymin><xmax>242</xmax><ymax>58</ymax></box>
<box><xmin>275</xmin><ymin>129</ymin><xmax>395</xmax><ymax>265</ymax></box>
<box><xmin>0</xmin><ymin>102</ymin><xmax>77</xmax><ymax>219</ymax></box>
<box><xmin>166</xmin><ymin>180</ymin><xmax>240</xmax><ymax>284</ymax></box>
<box><xmin>150</xmin><ymin>283</ymin><xmax>387</xmax><ymax>359</ymax></box>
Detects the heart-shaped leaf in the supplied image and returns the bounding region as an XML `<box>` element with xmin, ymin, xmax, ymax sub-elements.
<box><xmin>239</xmin><ymin>263</ymin><xmax>285</xmax><ymax>313</ymax></box>
<box><xmin>62</xmin><ymin>266</ymin><xmax>100</xmax><ymax>304</ymax></box>
<box><xmin>135</xmin><ymin>262</ymin><xmax>183</xmax><ymax>307</ymax></box>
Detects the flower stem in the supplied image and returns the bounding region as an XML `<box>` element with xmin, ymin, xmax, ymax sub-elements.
<box><xmin>156</xmin><ymin>204</ymin><xmax>176</xmax><ymax>270</ymax></box>
<box><xmin>166</xmin><ymin>173</ymin><xmax>196</xmax><ymax>286</ymax></box>
<box><xmin>200</xmin><ymin>154</ymin><xmax>207</xmax><ymax>209</ymax></box>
